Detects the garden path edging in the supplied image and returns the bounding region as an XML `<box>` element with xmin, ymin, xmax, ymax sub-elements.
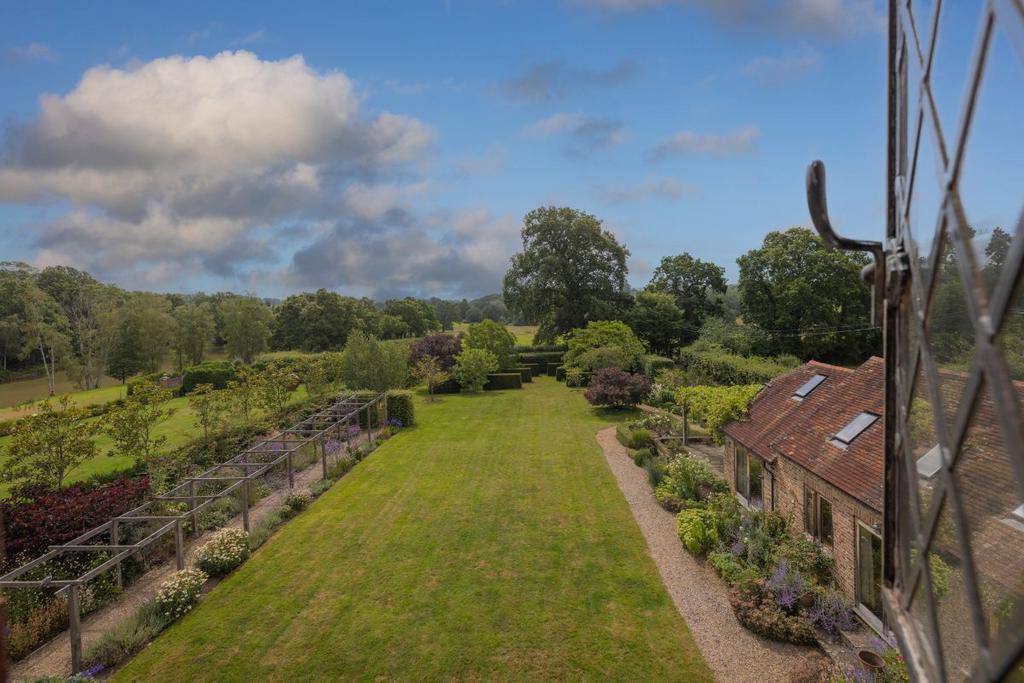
<box><xmin>596</xmin><ymin>426</ymin><xmax>828</xmax><ymax>683</ymax></box>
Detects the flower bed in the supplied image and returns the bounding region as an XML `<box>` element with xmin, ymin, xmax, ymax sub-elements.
<box><xmin>196</xmin><ymin>528</ymin><xmax>250</xmax><ymax>577</ymax></box>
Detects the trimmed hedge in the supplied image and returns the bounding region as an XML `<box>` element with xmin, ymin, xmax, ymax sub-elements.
<box><xmin>432</xmin><ymin>378</ymin><xmax>462</xmax><ymax>394</ymax></box>
<box><xmin>483</xmin><ymin>373</ymin><xmax>523</xmax><ymax>390</ymax></box>
<box><xmin>517</xmin><ymin>351</ymin><xmax>565</xmax><ymax>366</ymax></box>
<box><xmin>182</xmin><ymin>361</ymin><xmax>239</xmax><ymax>394</ymax></box>
<box><xmin>546</xmin><ymin>363</ymin><xmax>559</xmax><ymax>377</ymax></box>
<box><xmin>642</xmin><ymin>354</ymin><xmax>674</xmax><ymax>379</ymax></box>
<box><xmin>385</xmin><ymin>390</ymin><xmax>415</xmax><ymax>428</ymax></box>
<box><xmin>676</xmin><ymin>346</ymin><xmax>798</xmax><ymax>385</ymax></box>
<box><xmin>127</xmin><ymin>371</ymin><xmax>165</xmax><ymax>395</ymax></box>
<box><xmin>514</xmin><ymin>343</ymin><xmax>568</xmax><ymax>353</ymax></box>
<box><xmin>555</xmin><ymin>366</ymin><xmax>566</xmax><ymax>382</ymax></box>
<box><xmin>515</xmin><ymin>366</ymin><xmax>533</xmax><ymax>383</ymax></box>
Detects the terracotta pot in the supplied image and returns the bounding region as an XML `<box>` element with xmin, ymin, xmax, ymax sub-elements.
<box><xmin>857</xmin><ymin>648</ymin><xmax>885</xmax><ymax>672</ymax></box>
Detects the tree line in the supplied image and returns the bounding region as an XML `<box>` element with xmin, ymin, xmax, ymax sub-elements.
<box><xmin>0</xmin><ymin>262</ymin><xmax>521</xmax><ymax>393</ymax></box>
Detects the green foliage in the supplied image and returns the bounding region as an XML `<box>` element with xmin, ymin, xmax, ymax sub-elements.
<box><xmin>503</xmin><ymin>206</ymin><xmax>631</xmax><ymax>342</ymax></box>
<box><xmin>271</xmin><ymin>289</ymin><xmax>380</xmax><ymax>351</ymax></box>
<box><xmin>615</xmin><ymin>424</ymin><xmax>654</xmax><ymax>450</ymax></box>
<box><xmin>257</xmin><ymin>364</ymin><xmax>297</xmax><ymax>415</ymax></box>
<box><xmin>655</xmin><ymin>455</ymin><xmax>729</xmax><ymax>511</ymax></box>
<box><xmin>775</xmin><ymin>536</ymin><xmax>835</xmax><ymax>587</ymax></box>
<box><xmin>412</xmin><ymin>355</ymin><xmax>449</xmax><ymax>401</ymax></box>
<box><xmin>339</xmin><ymin>330</ymin><xmax>411</xmax><ymax>391</ymax></box>
<box><xmin>675</xmin><ymin>384</ymin><xmax>762</xmax><ymax>443</ymax></box>
<box><xmin>463</xmin><ymin>319</ymin><xmax>517</xmax><ymax>370</ymax></box>
<box><xmin>695</xmin><ymin>317</ymin><xmax>771</xmax><ymax>358</ymax></box>
<box><xmin>929</xmin><ymin>552</ymin><xmax>952</xmax><ymax>600</ymax></box>
<box><xmin>708</xmin><ymin>550</ymin><xmax>753</xmax><ymax>585</ymax></box>
<box><xmin>155</xmin><ymin>568</ymin><xmax>207</xmax><ymax>620</ymax></box>
<box><xmin>189</xmin><ymin>383</ymin><xmax>231</xmax><ymax>444</ymax></box>
<box><xmin>303</xmin><ymin>352</ymin><xmax>345</xmax><ymax>398</ymax></box>
<box><xmin>564</xmin><ymin>320</ymin><xmax>645</xmax><ymax>372</ymax></box>
<box><xmin>171</xmin><ymin>303</ymin><xmax>214</xmax><ymax>369</ymax></box>
<box><xmin>84</xmin><ymin>598</ymin><xmax>170</xmax><ymax>670</ymax></box>
<box><xmin>737</xmin><ymin>227</ymin><xmax>879</xmax><ymax>363</ymax></box>
<box><xmin>644</xmin><ymin>460</ymin><xmax>666</xmax><ymax>488</ymax></box>
<box><xmin>383</xmin><ymin>297</ymin><xmax>441</xmax><ymax>337</ymax></box>
<box><xmin>632</xmin><ymin>447</ymin><xmax>654</xmax><ymax>467</ymax></box>
<box><xmin>103</xmin><ymin>382</ymin><xmax>175</xmax><ymax>467</ymax></box>
<box><xmin>453</xmin><ymin>348</ymin><xmax>499</xmax><ymax>392</ymax></box>
<box><xmin>181</xmin><ymin>360</ymin><xmax>239</xmax><ymax>394</ymax></box>
<box><xmin>284</xmin><ymin>491</ymin><xmax>312</xmax><ymax>513</ymax></box>
<box><xmin>627</xmin><ymin>291</ymin><xmax>690</xmax><ymax>356</ymax></box>
<box><xmin>386</xmin><ymin>390</ymin><xmax>416</xmax><ymax>427</ymax></box>
<box><xmin>8</xmin><ymin>597</ymin><xmax>69</xmax><ymax>661</ymax></box>
<box><xmin>2</xmin><ymin>395</ymin><xmax>98</xmax><ymax>490</ymax></box>
<box><xmin>564</xmin><ymin>367</ymin><xmax>589</xmax><ymax>387</ymax></box>
<box><xmin>218</xmin><ymin>296</ymin><xmax>273</xmax><ymax>364</ymax></box>
<box><xmin>646</xmin><ymin>252</ymin><xmax>727</xmax><ymax>343</ymax></box>
<box><xmin>517</xmin><ymin>351</ymin><xmax>565</xmax><ymax>366</ymax></box>
<box><xmin>641</xmin><ymin>354</ymin><xmax>674</xmax><ymax>379</ymax></box>
<box><xmin>677</xmin><ymin>508</ymin><xmax>720</xmax><ymax>556</ymax></box>
<box><xmin>629</xmin><ymin>412</ymin><xmax>676</xmax><ymax>436</ymax></box>
<box><xmin>676</xmin><ymin>345</ymin><xmax>797</xmax><ymax>385</ymax></box>
<box><xmin>576</xmin><ymin>345</ymin><xmax>636</xmax><ymax>373</ymax></box>
<box><xmin>483</xmin><ymin>372</ymin><xmax>523</xmax><ymax>390</ymax></box>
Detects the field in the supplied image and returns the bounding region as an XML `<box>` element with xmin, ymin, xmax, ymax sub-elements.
<box><xmin>452</xmin><ymin>323</ymin><xmax>538</xmax><ymax>346</ymax></box>
<box><xmin>115</xmin><ymin>378</ymin><xmax>711</xmax><ymax>682</ymax></box>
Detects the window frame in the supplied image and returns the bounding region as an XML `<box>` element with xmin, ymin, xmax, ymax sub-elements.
<box><xmin>734</xmin><ymin>445</ymin><xmax>764</xmax><ymax>509</ymax></box>
<box><xmin>855</xmin><ymin>520</ymin><xmax>885</xmax><ymax>634</ymax></box>
<box><xmin>803</xmin><ymin>487</ymin><xmax>834</xmax><ymax>548</ymax></box>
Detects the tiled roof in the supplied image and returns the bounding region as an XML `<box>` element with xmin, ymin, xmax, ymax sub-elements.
<box><xmin>723</xmin><ymin>357</ymin><xmax>884</xmax><ymax>511</ymax></box>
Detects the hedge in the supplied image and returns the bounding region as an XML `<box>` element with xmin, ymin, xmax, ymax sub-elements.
<box><xmin>555</xmin><ymin>366</ymin><xmax>566</xmax><ymax>382</ymax></box>
<box><xmin>483</xmin><ymin>373</ymin><xmax>523</xmax><ymax>390</ymax></box>
<box><xmin>514</xmin><ymin>344</ymin><xmax>568</xmax><ymax>353</ymax></box>
<box><xmin>181</xmin><ymin>361</ymin><xmax>239</xmax><ymax>394</ymax></box>
<box><xmin>517</xmin><ymin>351</ymin><xmax>565</xmax><ymax>366</ymax></box>
<box><xmin>432</xmin><ymin>378</ymin><xmax>462</xmax><ymax>394</ymax></box>
<box><xmin>642</xmin><ymin>354</ymin><xmax>674</xmax><ymax>379</ymax></box>
<box><xmin>676</xmin><ymin>346</ymin><xmax>798</xmax><ymax>385</ymax></box>
<box><xmin>515</xmin><ymin>366</ymin><xmax>533</xmax><ymax>383</ymax></box>
<box><xmin>546</xmin><ymin>363</ymin><xmax>559</xmax><ymax>377</ymax></box>
<box><xmin>127</xmin><ymin>372</ymin><xmax>165</xmax><ymax>395</ymax></box>
<box><xmin>385</xmin><ymin>390</ymin><xmax>416</xmax><ymax>427</ymax></box>
<box><xmin>521</xmin><ymin>363</ymin><xmax>542</xmax><ymax>377</ymax></box>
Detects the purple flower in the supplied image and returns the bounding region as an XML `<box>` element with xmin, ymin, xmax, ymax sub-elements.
<box><xmin>346</xmin><ymin>426</ymin><xmax>361</xmax><ymax>439</ymax></box>
<box><xmin>386</xmin><ymin>418</ymin><xmax>403</xmax><ymax>428</ymax></box>
<box><xmin>768</xmin><ymin>559</ymin><xmax>807</xmax><ymax>610</ymax></box>
<box><xmin>729</xmin><ymin>537</ymin><xmax>746</xmax><ymax>557</ymax></box>
<box><xmin>323</xmin><ymin>439</ymin><xmax>343</xmax><ymax>455</ymax></box>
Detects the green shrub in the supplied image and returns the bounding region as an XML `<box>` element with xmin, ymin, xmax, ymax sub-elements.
<box><xmin>84</xmin><ymin>599</ymin><xmax>170</xmax><ymax>669</ymax></box>
<box><xmin>463</xmin><ymin>320</ymin><xmax>518</xmax><ymax>370</ymax></box>
<box><xmin>564</xmin><ymin>321</ymin><xmax>645</xmax><ymax>372</ymax></box>
<box><xmin>675</xmin><ymin>384</ymin><xmax>763</xmax><ymax>443</ymax></box>
<box><xmin>645</xmin><ymin>460</ymin><xmax>666</xmax><ymax>488</ymax></box>
<box><xmin>454</xmin><ymin>348</ymin><xmax>499</xmax><ymax>391</ymax></box>
<box><xmin>308</xmin><ymin>478</ymin><xmax>334</xmax><ymax>498</ymax></box>
<box><xmin>630</xmin><ymin>412</ymin><xmax>677</xmax><ymax>436</ymax></box>
<box><xmin>8</xmin><ymin>598</ymin><xmax>68</xmax><ymax>661</ymax></box>
<box><xmin>182</xmin><ymin>361</ymin><xmax>238</xmax><ymax>394</ymax></box>
<box><xmin>641</xmin><ymin>355</ymin><xmax>674</xmax><ymax>379</ymax></box>
<box><xmin>709</xmin><ymin>550</ymin><xmax>749</xmax><ymax>585</ymax></box>
<box><xmin>284</xmin><ymin>491</ymin><xmax>311</xmax><ymax>513</ymax></box>
<box><xmin>676</xmin><ymin>345</ymin><xmax>798</xmax><ymax>385</ymax></box>
<box><xmin>515</xmin><ymin>366</ymin><xmax>533</xmax><ymax>383</ymax></box>
<box><xmin>564</xmin><ymin>367</ymin><xmax>590</xmax><ymax>387</ymax></box>
<box><xmin>729</xmin><ymin>578</ymin><xmax>817</xmax><ymax>645</ymax></box>
<box><xmin>155</xmin><ymin>568</ymin><xmax>207</xmax><ymax>620</ymax></box>
<box><xmin>196</xmin><ymin>528</ymin><xmax>250</xmax><ymax>577</ymax></box>
<box><xmin>385</xmin><ymin>390</ymin><xmax>415</xmax><ymax>427</ymax></box>
<box><xmin>514</xmin><ymin>344</ymin><xmax>567</xmax><ymax>353</ymax></box>
<box><xmin>483</xmin><ymin>373</ymin><xmax>523</xmax><ymax>390</ymax></box>
<box><xmin>655</xmin><ymin>455</ymin><xmax>727</xmax><ymax>510</ymax></box>
<box><xmin>677</xmin><ymin>508</ymin><xmax>720</xmax><ymax>556</ymax></box>
<box><xmin>615</xmin><ymin>425</ymin><xmax>654</xmax><ymax>450</ymax></box>
<box><xmin>632</xmin><ymin>447</ymin><xmax>654</xmax><ymax>467</ymax></box>
<box><xmin>517</xmin><ymin>351</ymin><xmax>564</xmax><ymax>366</ymax></box>
<box><xmin>576</xmin><ymin>345</ymin><xmax>636</xmax><ymax>373</ymax></box>
<box><xmin>929</xmin><ymin>553</ymin><xmax>952</xmax><ymax>600</ymax></box>
<box><xmin>247</xmin><ymin>508</ymin><xmax>289</xmax><ymax>550</ymax></box>
<box><xmin>775</xmin><ymin>536</ymin><xmax>835</xmax><ymax>587</ymax></box>
<box><xmin>339</xmin><ymin>330</ymin><xmax>411</xmax><ymax>391</ymax></box>
<box><xmin>555</xmin><ymin>365</ymin><xmax>566</xmax><ymax>381</ymax></box>
<box><xmin>197</xmin><ymin>496</ymin><xmax>241</xmax><ymax>531</ymax></box>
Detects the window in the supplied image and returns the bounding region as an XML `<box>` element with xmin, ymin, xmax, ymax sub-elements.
<box><xmin>749</xmin><ymin>458</ymin><xmax>764</xmax><ymax>510</ymax></box>
<box><xmin>916</xmin><ymin>444</ymin><xmax>943</xmax><ymax>478</ymax></box>
<box><xmin>833</xmin><ymin>411</ymin><xmax>880</xmax><ymax>445</ymax></box>
<box><xmin>734</xmin><ymin>446</ymin><xmax>763</xmax><ymax>509</ymax></box>
<box><xmin>857</xmin><ymin>524</ymin><xmax>884</xmax><ymax>626</ymax></box>
<box><xmin>793</xmin><ymin>373</ymin><xmax>827</xmax><ymax>399</ymax></box>
<box><xmin>804</xmin><ymin>488</ymin><xmax>833</xmax><ymax>547</ymax></box>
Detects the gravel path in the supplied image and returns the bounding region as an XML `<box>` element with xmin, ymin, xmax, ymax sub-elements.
<box><xmin>12</xmin><ymin>433</ymin><xmax>373</xmax><ymax>682</ymax></box>
<box><xmin>596</xmin><ymin>427</ymin><xmax>828</xmax><ymax>683</ymax></box>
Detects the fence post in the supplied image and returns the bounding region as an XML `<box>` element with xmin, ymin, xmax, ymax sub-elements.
<box><xmin>368</xmin><ymin>403</ymin><xmax>376</xmax><ymax>449</ymax></box>
<box><xmin>382</xmin><ymin>393</ymin><xmax>389</xmax><ymax>430</ymax></box>
<box><xmin>287</xmin><ymin>451</ymin><xmax>294</xmax><ymax>489</ymax></box>
<box><xmin>174</xmin><ymin>519</ymin><xmax>184</xmax><ymax>571</ymax></box>
<box><xmin>241</xmin><ymin>480</ymin><xmax>250</xmax><ymax>533</ymax></box>
<box><xmin>68</xmin><ymin>583</ymin><xmax>82</xmax><ymax>674</ymax></box>
<box><xmin>320</xmin><ymin>437</ymin><xmax>328</xmax><ymax>480</ymax></box>
<box><xmin>682</xmin><ymin>403</ymin><xmax>689</xmax><ymax>446</ymax></box>
<box><xmin>190</xmin><ymin>479</ymin><xmax>198</xmax><ymax>534</ymax></box>
<box><xmin>111</xmin><ymin>519</ymin><xmax>123</xmax><ymax>589</ymax></box>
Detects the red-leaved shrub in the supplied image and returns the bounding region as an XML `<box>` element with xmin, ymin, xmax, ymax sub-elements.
<box><xmin>584</xmin><ymin>368</ymin><xmax>652</xmax><ymax>408</ymax></box>
<box><xmin>410</xmin><ymin>333</ymin><xmax>462</xmax><ymax>370</ymax></box>
<box><xmin>3</xmin><ymin>476</ymin><xmax>150</xmax><ymax>557</ymax></box>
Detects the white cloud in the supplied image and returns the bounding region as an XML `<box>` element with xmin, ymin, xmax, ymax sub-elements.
<box><xmin>524</xmin><ymin>112</ymin><xmax>628</xmax><ymax>158</ymax></box>
<box><xmin>2</xmin><ymin>42</ymin><xmax>60</xmax><ymax>64</ymax></box>
<box><xmin>594</xmin><ymin>176</ymin><xmax>698</xmax><ymax>204</ymax></box>
<box><xmin>649</xmin><ymin>125</ymin><xmax>759</xmax><ymax>160</ymax></box>
<box><xmin>568</xmin><ymin>0</ymin><xmax>884</xmax><ymax>37</ymax></box>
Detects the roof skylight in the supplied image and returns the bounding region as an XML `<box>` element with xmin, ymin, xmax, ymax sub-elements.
<box><xmin>833</xmin><ymin>411</ymin><xmax>879</xmax><ymax>445</ymax></box>
<box><xmin>916</xmin><ymin>445</ymin><xmax>944</xmax><ymax>478</ymax></box>
<box><xmin>793</xmin><ymin>373</ymin><xmax>827</xmax><ymax>399</ymax></box>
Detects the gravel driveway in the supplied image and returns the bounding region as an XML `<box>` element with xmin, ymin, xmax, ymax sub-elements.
<box><xmin>596</xmin><ymin>427</ymin><xmax>828</xmax><ymax>683</ymax></box>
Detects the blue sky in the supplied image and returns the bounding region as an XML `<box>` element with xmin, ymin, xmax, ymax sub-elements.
<box><xmin>0</xmin><ymin>0</ymin><xmax>1010</xmax><ymax>299</ymax></box>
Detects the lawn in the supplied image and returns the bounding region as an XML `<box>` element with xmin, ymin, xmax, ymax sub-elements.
<box><xmin>115</xmin><ymin>379</ymin><xmax>711</xmax><ymax>682</ymax></box>
<box><xmin>0</xmin><ymin>386</ymin><xmax>310</xmax><ymax>496</ymax></box>
<box><xmin>451</xmin><ymin>323</ymin><xmax>538</xmax><ymax>345</ymax></box>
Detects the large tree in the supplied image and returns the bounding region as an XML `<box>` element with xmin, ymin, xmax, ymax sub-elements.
<box><xmin>503</xmin><ymin>206</ymin><xmax>630</xmax><ymax>342</ymax></box>
<box><xmin>737</xmin><ymin>227</ymin><xmax>878</xmax><ymax>363</ymax></box>
<box><xmin>383</xmin><ymin>298</ymin><xmax>440</xmax><ymax>338</ymax></box>
<box><xmin>271</xmin><ymin>290</ymin><xmax>380</xmax><ymax>351</ymax></box>
<box><xmin>219</xmin><ymin>296</ymin><xmax>273</xmax><ymax>363</ymax></box>
<box><xmin>627</xmin><ymin>291</ymin><xmax>689</xmax><ymax>357</ymax></box>
<box><xmin>2</xmin><ymin>395</ymin><xmax>98</xmax><ymax>490</ymax></box>
<box><xmin>172</xmin><ymin>302</ymin><xmax>214</xmax><ymax>369</ymax></box>
<box><xmin>0</xmin><ymin>266</ymin><xmax>72</xmax><ymax>395</ymax></box>
<box><xmin>646</xmin><ymin>253</ymin><xmax>727</xmax><ymax>343</ymax></box>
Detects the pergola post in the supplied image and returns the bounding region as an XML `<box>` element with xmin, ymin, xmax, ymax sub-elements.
<box><xmin>320</xmin><ymin>437</ymin><xmax>328</xmax><ymax>480</ymax></box>
<box><xmin>110</xmin><ymin>519</ymin><xmax>123</xmax><ymax>589</ymax></box>
<box><xmin>286</xmin><ymin>451</ymin><xmax>294</xmax><ymax>488</ymax></box>
<box><xmin>241</xmin><ymin>479</ymin><xmax>250</xmax><ymax>533</ymax></box>
<box><xmin>190</xmin><ymin>479</ymin><xmax>198</xmax><ymax>533</ymax></box>
<box><xmin>174</xmin><ymin>520</ymin><xmax>185</xmax><ymax>570</ymax></box>
<box><xmin>68</xmin><ymin>583</ymin><xmax>82</xmax><ymax>674</ymax></box>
